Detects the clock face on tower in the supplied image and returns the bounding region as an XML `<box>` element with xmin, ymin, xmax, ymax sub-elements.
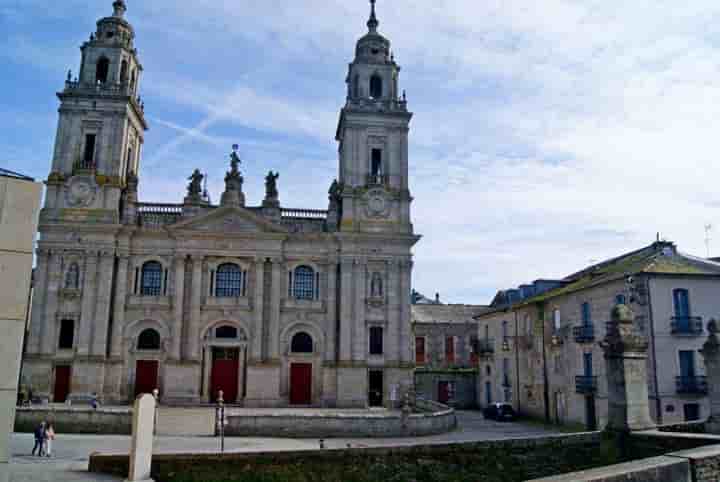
<box><xmin>65</xmin><ymin>176</ymin><xmax>98</xmax><ymax>208</ymax></box>
<box><xmin>365</xmin><ymin>188</ymin><xmax>390</xmax><ymax>218</ymax></box>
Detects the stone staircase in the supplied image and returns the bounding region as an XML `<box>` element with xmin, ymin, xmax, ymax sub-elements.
<box><xmin>156</xmin><ymin>407</ymin><xmax>216</xmax><ymax>436</ymax></box>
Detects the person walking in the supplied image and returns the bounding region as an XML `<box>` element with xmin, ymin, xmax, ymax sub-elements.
<box><xmin>31</xmin><ymin>421</ymin><xmax>46</xmax><ymax>456</ymax></box>
<box><xmin>44</xmin><ymin>422</ymin><xmax>55</xmax><ymax>458</ymax></box>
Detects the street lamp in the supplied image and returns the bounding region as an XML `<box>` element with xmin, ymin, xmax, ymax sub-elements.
<box><xmin>216</xmin><ymin>390</ymin><xmax>225</xmax><ymax>454</ymax></box>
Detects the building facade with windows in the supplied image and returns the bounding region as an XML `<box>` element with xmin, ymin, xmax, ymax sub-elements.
<box><xmin>411</xmin><ymin>303</ymin><xmax>489</xmax><ymax>408</ymax></box>
<box><xmin>22</xmin><ymin>1</ymin><xmax>420</xmax><ymax>408</ymax></box>
<box><xmin>476</xmin><ymin>241</ymin><xmax>720</xmax><ymax>428</ymax></box>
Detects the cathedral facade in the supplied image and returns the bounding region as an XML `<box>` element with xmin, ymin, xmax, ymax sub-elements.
<box><xmin>23</xmin><ymin>0</ymin><xmax>420</xmax><ymax>407</ymax></box>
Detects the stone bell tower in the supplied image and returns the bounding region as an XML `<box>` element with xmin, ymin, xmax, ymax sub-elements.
<box><xmin>44</xmin><ymin>0</ymin><xmax>147</xmax><ymax>222</ymax></box>
<box><xmin>335</xmin><ymin>0</ymin><xmax>414</xmax><ymax>235</ymax></box>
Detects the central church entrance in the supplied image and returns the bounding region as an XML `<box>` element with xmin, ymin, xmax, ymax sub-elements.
<box><xmin>290</xmin><ymin>363</ymin><xmax>312</xmax><ymax>405</ymax></box>
<box><xmin>211</xmin><ymin>347</ymin><xmax>239</xmax><ymax>403</ymax></box>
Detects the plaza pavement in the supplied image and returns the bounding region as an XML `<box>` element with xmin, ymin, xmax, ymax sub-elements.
<box><xmin>5</xmin><ymin>411</ymin><xmax>565</xmax><ymax>481</ymax></box>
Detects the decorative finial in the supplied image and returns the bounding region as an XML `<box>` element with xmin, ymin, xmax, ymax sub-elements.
<box><xmin>113</xmin><ymin>0</ymin><xmax>127</xmax><ymax>18</ymax></box>
<box><xmin>367</xmin><ymin>0</ymin><xmax>379</xmax><ymax>32</ymax></box>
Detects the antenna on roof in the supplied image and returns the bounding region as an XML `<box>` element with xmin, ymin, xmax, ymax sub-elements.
<box><xmin>705</xmin><ymin>224</ymin><xmax>713</xmax><ymax>258</ymax></box>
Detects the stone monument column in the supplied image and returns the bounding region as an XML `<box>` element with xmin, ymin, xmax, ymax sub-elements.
<box><xmin>601</xmin><ymin>304</ymin><xmax>656</xmax><ymax>432</ymax></box>
<box><xmin>700</xmin><ymin>320</ymin><xmax>720</xmax><ymax>433</ymax></box>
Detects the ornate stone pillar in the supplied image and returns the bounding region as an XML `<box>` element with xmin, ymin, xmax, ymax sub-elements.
<box><xmin>601</xmin><ymin>304</ymin><xmax>655</xmax><ymax>432</ymax></box>
<box><xmin>76</xmin><ymin>252</ymin><xmax>98</xmax><ymax>356</ymax></box>
<box><xmin>268</xmin><ymin>257</ymin><xmax>283</xmax><ymax>361</ymax></box>
<box><xmin>91</xmin><ymin>250</ymin><xmax>115</xmax><ymax>357</ymax></box>
<box><xmin>27</xmin><ymin>249</ymin><xmax>49</xmax><ymax>355</ymax></box>
<box><xmin>171</xmin><ymin>254</ymin><xmax>186</xmax><ymax>361</ymax></box>
<box><xmin>700</xmin><ymin>320</ymin><xmax>720</xmax><ymax>433</ymax></box>
<box><xmin>251</xmin><ymin>256</ymin><xmax>265</xmax><ymax>361</ymax></box>
<box><xmin>187</xmin><ymin>255</ymin><xmax>203</xmax><ymax>361</ymax></box>
<box><xmin>324</xmin><ymin>259</ymin><xmax>338</xmax><ymax>361</ymax></box>
<box><xmin>40</xmin><ymin>251</ymin><xmax>63</xmax><ymax>356</ymax></box>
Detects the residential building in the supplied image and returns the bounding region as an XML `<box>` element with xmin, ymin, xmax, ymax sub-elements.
<box><xmin>476</xmin><ymin>241</ymin><xmax>720</xmax><ymax>428</ymax></box>
<box><xmin>412</xmin><ymin>302</ymin><xmax>489</xmax><ymax>408</ymax></box>
<box><xmin>22</xmin><ymin>1</ymin><xmax>420</xmax><ymax>408</ymax></box>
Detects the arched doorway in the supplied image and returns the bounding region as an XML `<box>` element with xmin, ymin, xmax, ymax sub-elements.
<box><xmin>134</xmin><ymin>328</ymin><xmax>161</xmax><ymax>397</ymax></box>
<box><xmin>289</xmin><ymin>332</ymin><xmax>313</xmax><ymax>405</ymax></box>
<box><xmin>202</xmin><ymin>323</ymin><xmax>248</xmax><ymax>404</ymax></box>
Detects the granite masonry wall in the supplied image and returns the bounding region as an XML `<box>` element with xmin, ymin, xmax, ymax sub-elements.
<box><xmin>14</xmin><ymin>407</ymin><xmax>132</xmax><ymax>435</ymax></box>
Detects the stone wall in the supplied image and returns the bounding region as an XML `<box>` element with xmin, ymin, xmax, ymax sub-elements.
<box><xmin>223</xmin><ymin>407</ymin><xmax>457</xmax><ymax>437</ymax></box>
<box><xmin>89</xmin><ymin>432</ymin><xmax>605</xmax><ymax>482</ymax></box>
<box><xmin>14</xmin><ymin>407</ymin><xmax>132</xmax><ymax>435</ymax></box>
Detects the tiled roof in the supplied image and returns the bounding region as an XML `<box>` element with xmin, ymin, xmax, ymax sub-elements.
<box><xmin>412</xmin><ymin>304</ymin><xmax>490</xmax><ymax>324</ymax></box>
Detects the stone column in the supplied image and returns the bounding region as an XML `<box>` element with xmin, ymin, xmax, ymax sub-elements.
<box><xmin>187</xmin><ymin>255</ymin><xmax>203</xmax><ymax>361</ymax></box>
<box><xmin>268</xmin><ymin>257</ymin><xmax>282</xmax><ymax>361</ymax></box>
<box><xmin>324</xmin><ymin>260</ymin><xmax>338</xmax><ymax>361</ymax></box>
<box><xmin>251</xmin><ymin>257</ymin><xmax>265</xmax><ymax>361</ymax></box>
<box><xmin>91</xmin><ymin>251</ymin><xmax>115</xmax><ymax>356</ymax></box>
<box><xmin>399</xmin><ymin>260</ymin><xmax>413</xmax><ymax>364</ymax></box>
<box><xmin>700</xmin><ymin>320</ymin><xmax>720</xmax><ymax>433</ymax></box>
<box><xmin>110</xmin><ymin>254</ymin><xmax>130</xmax><ymax>358</ymax></box>
<box><xmin>601</xmin><ymin>304</ymin><xmax>656</xmax><ymax>432</ymax></box>
<box><xmin>353</xmin><ymin>259</ymin><xmax>367</xmax><ymax>361</ymax></box>
<box><xmin>76</xmin><ymin>252</ymin><xmax>98</xmax><ymax>356</ymax></box>
<box><xmin>40</xmin><ymin>252</ymin><xmax>63</xmax><ymax>355</ymax></box>
<box><xmin>27</xmin><ymin>249</ymin><xmax>49</xmax><ymax>355</ymax></box>
<box><xmin>171</xmin><ymin>255</ymin><xmax>186</xmax><ymax>361</ymax></box>
<box><xmin>338</xmin><ymin>259</ymin><xmax>354</xmax><ymax>362</ymax></box>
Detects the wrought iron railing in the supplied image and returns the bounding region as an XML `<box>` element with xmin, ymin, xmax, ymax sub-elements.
<box><xmin>676</xmin><ymin>376</ymin><xmax>708</xmax><ymax>395</ymax></box>
<box><xmin>575</xmin><ymin>376</ymin><xmax>597</xmax><ymax>394</ymax></box>
<box><xmin>671</xmin><ymin>317</ymin><xmax>704</xmax><ymax>336</ymax></box>
<box><xmin>573</xmin><ymin>324</ymin><xmax>595</xmax><ymax>343</ymax></box>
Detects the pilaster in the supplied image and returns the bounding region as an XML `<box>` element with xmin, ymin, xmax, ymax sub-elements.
<box><xmin>171</xmin><ymin>254</ymin><xmax>186</xmax><ymax>361</ymax></box>
<box><xmin>110</xmin><ymin>254</ymin><xmax>130</xmax><ymax>358</ymax></box>
<box><xmin>27</xmin><ymin>249</ymin><xmax>49</xmax><ymax>355</ymax></box>
<box><xmin>251</xmin><ymin>256</ymin><xmax>265</xmax><ymax>361</ymax></box>
<box><xmin>700</xmin><ymin>321</ymin><xmax>720</xmax><ymax>433</ymax></box>
<box><xmin>353</xmin><ymin>258</ymin><xmax>367</xmax><ymax>361</ymax></box>
<box><xmin>91</xmin><ymin>250</ymin><xmax>115</xmax><ymax>356</ymax></box>
<box><xmin>399</xmin><ymin>259</ymin><xmax>413</xmax><ymax>363</ymax></box>
<box><xmin>187</xmin><ymin>254</ymin><xmax>203</xmax><ymax>361</ymax></box>
<box><xmin>76</xmin><ymin>252</ymin><xmax>99</xmax><ymax>356</ymax></box>
<box><xmin>324</xmin><ymin>259</ymin><xmax>338</xmax><ymax>361</ymax></box>
<box><xmin>40</xmin><ymin>252</ymin><xmax>64</xmax><ymax>355</ymax></box>
<box><xmin>268</xmin><ymin>257</ymin><xmax>282</xmax><ymax>360</ymax></box>
<box><xmin>339</xmin><ymin>258</ymin><xmax>354</xmax><ymax>362</ymax></box>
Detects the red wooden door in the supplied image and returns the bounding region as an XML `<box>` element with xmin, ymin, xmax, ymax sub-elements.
<box><xmin>53</xmin><ymin>366</ymin><xmax>71</xmax><ymax>403</ymax></box>
<box><xmin>438</xmin><ymin>381</ymin><xmax>451</xmax><ymax>404</ymax></box>
<box><xmin>290</xmin><ymin>363</ymin><xmax>312</xmax><ymax>405</ymax></box>
<box><xmin>211</xmin><ymin>349</ymin><xmax>239</xmax><ymax>403</ymax></box>
<box><xmin>135</xmin><ymin>360</ymin><xmax>159</xmax><ymax>398</ymax></box>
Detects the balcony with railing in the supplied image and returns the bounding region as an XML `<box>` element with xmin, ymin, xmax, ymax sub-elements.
<box><xmin>477</xmin><ymin>339</ymin><xmax>495</xmax><ymax>356</ymax></box>
<box><xmin>671</xmin><ymin>317</ymin><xmax>704</xmax><ymax>336</ymax></box>
<box><xmin>676</xmin><ymin>376</ymin><xmax>708</xmax><ymax>395</ymax></box>
<box><xmin>573</xmin><ymin>324</ymin><xmax>595</xmax><ymax>343</ymax></box>
<box><xmin>575</xmin><ymin>376</ymin><xmax>597</xmax><ymax>394</ymax></box>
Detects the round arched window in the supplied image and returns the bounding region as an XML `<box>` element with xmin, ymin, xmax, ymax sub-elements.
<box><xmin>291</xmin><ymin>332</ymin><xmax>313</xmax><ymax>353</ymax></box>
<box><xmin>137</xmin><ymin>329</ymin><xmax>161</xmax><ymax>350</ymax></box>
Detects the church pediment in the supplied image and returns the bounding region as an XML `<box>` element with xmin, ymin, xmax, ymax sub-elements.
<box><xmin>168</xmin><ymin>206</ymin><xmax>287</xmax><ymax>234</ymax></box>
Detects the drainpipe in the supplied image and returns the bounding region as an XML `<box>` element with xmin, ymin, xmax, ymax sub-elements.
<box><xmin>645</xmin><ymin>275</ymin><xmax>662</xmax><ymax>424</ymax></box>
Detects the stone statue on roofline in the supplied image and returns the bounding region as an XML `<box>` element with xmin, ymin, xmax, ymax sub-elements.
<box><xmin>262</xmin><ymin>171</ymin><xmax>280</xmax><ymax>209</ymax></box>
<box><xmin>221</xmin><ymin>145</ymin><xmax>245</xmax><ymax>207</ymax></box>
<box><xmin>187</xmin><ymin>169</ymin><xmax>203</xmax><ymax>199</ymax></box>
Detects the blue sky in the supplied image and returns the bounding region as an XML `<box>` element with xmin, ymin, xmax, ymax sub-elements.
<box><xmin>3</xmin><ymin>0</ymin><xmax>720</xmax><ymax>304</ymax></box>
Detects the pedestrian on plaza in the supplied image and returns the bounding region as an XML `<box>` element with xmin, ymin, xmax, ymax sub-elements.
<box><xmin>31</xmin><ymin>421</ymin><xmax>46</xmax><ymax>456</ymax></box>
<box><xmin>91</xmin><ymin>393</ymin><xmax>99</xmax><ymax>410</ymax></box>
<box><xmin>44</xmin><ymin>422</ymin><xmax>55</xmax><ymax>458</ymax></box>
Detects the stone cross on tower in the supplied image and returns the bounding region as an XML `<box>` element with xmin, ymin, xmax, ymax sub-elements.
<box><xmin>368</xmin><ymin>0</ymin><xmax>379</xmax><ymax>32</ymax></box>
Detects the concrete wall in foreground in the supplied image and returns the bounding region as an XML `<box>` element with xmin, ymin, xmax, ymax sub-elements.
<box><xmin>0</xmin><ymin>175</ymin><xmax>41</xmax><ymax>465</ymax></box>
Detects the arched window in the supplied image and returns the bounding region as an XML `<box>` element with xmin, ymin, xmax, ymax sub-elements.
<box><xmin>215</xmin><ymin>325</ymin><xmax>238</xmax><ymax>339</ymax></box>
<box><xmin>370</xmin><ymin>74</ymin><xmax>383</xmax><ymax>98</ymax></box>
<box><xmin>120</xmin><ymin>60</ymin><xmax>128</xmax><ymax>84</ymax></box>
<box><xmin>292</xmin><ymin>266</ymin><xmax>316</xmax><ymax>300</ymax></box>
<box><xmin>291</xmin><ymin>332</ymin><xmax>313</xmax><ymax>353</ymax></box>
<box><xmin>65</xmin><ymin>263</ymin><xmax>80</xmax><ymax>289</ymax></box>
<box><xmin>140</xmin><ymin>261</ymin><xmax>163</xmax><ymax>296</ymax></box>
<box><xmin>137</xmin><ymin>329</ymin><xmax>161</xmax><ymax>350</ymax></box>
<box><xmin>96</xmin><ymin>57</ymin><xmax>110</xmax><ymax>84</ymax></box>
<box><xmin>216</xmin><ymin>263</ymin><xmax>242</xmax><ymax>297</ymax></box>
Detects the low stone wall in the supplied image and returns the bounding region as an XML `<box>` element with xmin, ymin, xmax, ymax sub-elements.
<box><xmin>223</xmin><ymin>407</ymin><xmax>457</xmax><ymax>437</ymax></box>
<box><xmin>89</xmin><ymin>432</ymin><xmax>604</xmax><ymax>482</ymax></box>
<box><xmin>14</xmin><ymin>406</ymin><xmax>132</xmax><ymax>435</ymax></box>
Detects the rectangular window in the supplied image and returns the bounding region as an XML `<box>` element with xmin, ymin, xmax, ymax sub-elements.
<box><xmin>83</xmin><ymin>134</ymin><xmax>96</xmax><ymax>164</ymax></box>
<box><xmin>369</xmin><ymin>326</ymin><xmax>383</xmax><ymax>355</ymax></box>
<box><xmin>58</xmin><ymin>319</ymin><xmax>75</xmax><ymax>350</ymax></box>
<box><xmin>503</xmin><ymin>358</ymin><xmax>511</xmax><ymax>387</ymax></box>
<box><xmin>679</xmin><ymin>350</ymin><xmax>696</xmax><ymax>378</ymax></box>
<box><xmin>415</xmin><ymin>337</ymin><xmax>426</xmax><ymax>365</ymax></box>
<box><xmin>371</xmin><ymin>148</ymin><xmax>383</xmax><ymax>177</ymax></box>
<box><xmin>684</xmin><ymin>403</ymin><xmax>701</xmax><ymax>421</ymax></box>
<box><xmin>674</xmin><ymin>289</ymin><xmax>691</xmax><ymax>318</ymax></box>
<box><xmin>445</xmin><ymin>336</ymin><xmax>455</xmax><ymax>363</ymax></box>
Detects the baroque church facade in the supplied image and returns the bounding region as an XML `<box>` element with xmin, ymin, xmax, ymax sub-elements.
<box><xmin>23</xmin><ymin>0</ymin><xmax>420</xmax><ymax>407</ymax></box>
